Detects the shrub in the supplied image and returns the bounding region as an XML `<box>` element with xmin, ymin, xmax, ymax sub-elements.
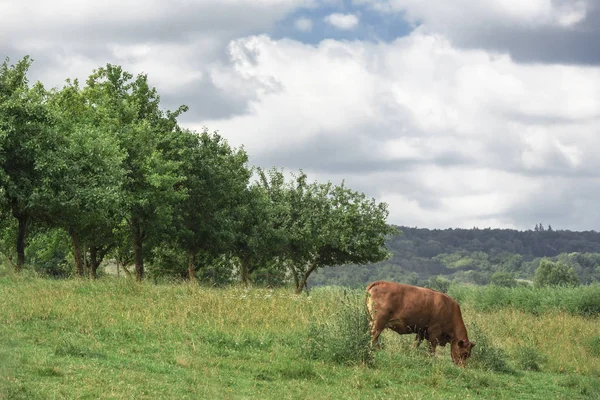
<box><xmin>534</xmin><ymin>259</ymin><xmax>580</xmax><ymax>288</ymax></box>
<box><xmin>514</xmin><ymin>346</ymin><xmax>547</xmax><ymax>371</ymax></box>
<box><xmin>490</xmin><ymin>271</ymin><xmax>517</xmax><ymax>288</ymax></box>
<box><xmin>468</xmin><ymin>323</ymin><xmax>514</xmax><ymax>374</ymax></box>
<box><xmin>304</xmin><ymin>290</ymin><xmax>374</xmax><ymax>366</ymax></box>
<box><xmin>572</xmin><ymin>286</ymin><xmax>600</xmax><ymax>317</ymax></box>
<box><xmin>425</xmin><ymin>275</ymin><xmax>451</xmax><ymax>293</ymax></box>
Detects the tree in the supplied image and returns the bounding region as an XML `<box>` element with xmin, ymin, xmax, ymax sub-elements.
<box><xmin>171</xmin><ymin>129</ymin><xmax>250</xmax><ymax>280</ymax></box>
<box><xmin>285</xmin><ymin>175</ymin><xmax>399</xmax><ymax>294</ymax></box>
<box><xmin>230</xmin><ymin>168</ymin><xmax>289</xmax><ymax>286</ymax></box>
<box><xmin>0</xmin><ymin>56</ymin><xmax>55</xmax><ymax>271</ymax></box>
<box><xmin>83</xmin><ymin>64</ymin><xmax>187</xmax><ymax>280</ymax></box>
<box><xmin>34</xmin><ymin>79</ymin><xmax>126</xmax><ymax>278</ymax></box>
<box><xmin>533</xmin><ymin>259</ymin><xmax>580</xmax><ymax>288</ymax></box>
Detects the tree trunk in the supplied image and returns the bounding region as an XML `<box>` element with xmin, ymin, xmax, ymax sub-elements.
<box><xmin>241</xmin><ymin>257</ymin><xmax>251</xmax><ymax>287</ymax></box>
<box><xmin>296</xmin><ymin>263</ymin><xmax>318</xmax><ymax>295</ymax></box>
<box><xmin>83</xmin><ymin>242</ymin><xmax>88</xmax><ymax>278</ymax></box>
<box><xmin>131</xmin><ymin>217</ymin><xmax>144</xmax><ymax>281</ymax></box>
<box><xmin>89</xmin><ymin>246</ymin><xmax>99</xmax><ymax>280</ymax></box>
<box><xmin>69</xmin><ymin>229</ymin><xmax>84</xmax><ymax>277</ymax></box>
<box><xmin>188</xmin><ymin>250</ymin><xmax>196</xmax><ymax>281</ymax></box>
<box><xmin>290</xmin><ymin>264</ymin><xmax>299</xmax><ymax>290</ymax></box>
<box><xmin>15</xmin><ymin>214</ymin><xmax>28</xmax><ymax>273</ymax></box>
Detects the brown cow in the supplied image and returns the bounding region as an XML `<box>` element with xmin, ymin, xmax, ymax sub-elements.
<box><xmin>365</xmin><ymin>280</ymin><xmax>475</xmax><ymax>366</ymax></box>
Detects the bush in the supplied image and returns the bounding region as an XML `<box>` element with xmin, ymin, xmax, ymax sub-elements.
<box><xmin>304</xmin><ymin>290</ymin><xmax>374</xmax><ymax>366</ymax></box>
<box><xmin>571</xmin><ymin>286</ymin><xmax>600</xmax><ymax>317</ymax></box>
<box><xmin>468</xmin><ymin>323</ymin><xmax>514</xmax><ymax>374</ymax></box>
<box><xmin>534</xmin><ymin>259</ymin><xmax>580</xmax><ymax>288</ymax></box>
<box><xmin>490</xmin><ymin>271</ymin><xmax>517</xmax><ymax>288</ymax></box>
<box><xmin>514</xmin><ymin>346</ymin><xmax>547</xmax><ymax>371</ymax></box>
<box><xmin>425</xmin><ymin>275</ymin><xmax>451</xmax><ymax>293</ymax></box>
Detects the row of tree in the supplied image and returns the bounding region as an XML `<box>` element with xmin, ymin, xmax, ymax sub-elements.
<box><xmin>0</xmin><ymin>56</ymin><xmax>397</xmax><ymax>292</ymax></box>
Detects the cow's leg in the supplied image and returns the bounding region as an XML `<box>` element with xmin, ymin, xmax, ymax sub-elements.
<box><xmin>411</xmin><ymin>330</ymin><xmax>426</xmax><ymax>349</ymax></box>
<box><xmin>426</xmin><ymin>329</ymin><xmax>441</xmax><ymax>356</ymax></box>
<box><xmin>369</xmin><ymin>313</ymin><xmax>390</xmax><ymax>348</ymax></box>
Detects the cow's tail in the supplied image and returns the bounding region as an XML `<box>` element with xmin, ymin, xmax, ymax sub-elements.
<box><xmin>364</xmin><ymin>281</ymin><xmax>382</xmax><ymax>325</ymax></box>
<box><xmin>364</xmin><ymin>290</ymin><xmax>373</xmax><ymax>325</ymax></box>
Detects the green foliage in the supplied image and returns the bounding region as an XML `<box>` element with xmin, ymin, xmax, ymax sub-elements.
<box><xmin>434</xmin><ymin>251</ymin><xmax>490</xmax><ymax>270</ymax></box>
<box><xmin>171</xmin><ymin>129</ymin><xmax>250</xmax><ymax>272</ymax></box>
<box><xmin>425</xmin><ymin>275</ymin><xmax>451</xmax><ymax>293</ymax></box>
<box><xmin>281</xmin><ymin>170</ymin><xmax>398</xmax><ymax>292</ymax></box>
<box><xmin>447</xmin><ymin>284</ymin><xmax>600</xmax><ymax>317</ymax></box>
<box><xmin>490</xmin><ymin>271</ymin><xmax>517</xmax><ymax>287</ymax></box>
<box><xmin>312</xmin><ymin>227</ymin><xmax>600</xmax><ymax>289</ymax></box>
<box><xmin>0</xmin><ymin>56</ymin><xmax>56</xmax><ymax>269</ymax></box>
<box><xmin>82</xmin><ymin>64</ymin><xmax>188</xmax><ymax>279</ymax></box>
<box><xmin>534</xmin><ymin>259</ymin><xmax>580</xmax><ymax>288</ymax></box>
<box><xmin>304</xmin><ymin>290</ymin><xmax>374</xmax><ymax>366</ymax></box>
<box><xmin>468</xmin><ymin>323</ymin><xmax>514</xmax><ymax>374</ymax></box>
<box><xmin>25</xmin><ymin>229</ymin><xmax>71</xmax><ymax>277</ymax></box>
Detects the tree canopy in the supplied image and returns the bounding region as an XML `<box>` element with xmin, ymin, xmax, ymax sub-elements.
<box><xmin>0</xmin><ymin>55</ymin><xmax>397</xmax><ymax>287</ymax></box>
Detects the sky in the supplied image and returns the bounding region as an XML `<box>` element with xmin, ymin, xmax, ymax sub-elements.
<box><xmin>2</xmin><ymin>0</ymin><xmax>599</xmax><ymax>231</ymax></box>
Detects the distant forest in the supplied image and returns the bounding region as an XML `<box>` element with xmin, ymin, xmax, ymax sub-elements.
<box><xmin>309</xmin><ymin>225</ymin><xmax>600</xmax><ymax>288</ymax></box>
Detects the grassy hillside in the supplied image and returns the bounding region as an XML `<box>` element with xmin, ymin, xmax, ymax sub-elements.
<box><xmin>310</xmin><ymin>227</ymin><xmax>600</xmax><ymax>288</ymax></box>
<box><xmin>1</xmin><ymin>276</ymin><xmax>600</xmax><ymax>399</ymax></box>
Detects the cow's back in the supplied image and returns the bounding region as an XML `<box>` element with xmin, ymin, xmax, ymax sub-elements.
<box><xmin>366</xmin><ymin>281</ymin><xmax>458</xmax><ymax>334</ymax></box>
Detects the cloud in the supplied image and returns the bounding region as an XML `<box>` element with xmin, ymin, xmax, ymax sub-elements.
<box><xmin>295</xmin><ymin>17</ymin><xmax>314</xmax><ymax>32</ymax></box>
<box><xmin>198</xmin><ymin>32</ymin><xmax>600</xmax><ymax>230</ymax></box>
<box><xmin>353</xmin><ymin>0</ymin><xmax>600</xmax><ymax>64</ymax></box>
<box><xmin>3</xmin><ymin>0</ymin><xmax>600</xmax><ymax>230</ymax></box>
<box><xmin>324</xmin><ymin>13</ymin><xmax>360</xmax><ymax>30</ymax></box>
<box><xmin>0</xmin><ymin>0</ymin><xmax>318</xmax><ymax>117</ymax></box>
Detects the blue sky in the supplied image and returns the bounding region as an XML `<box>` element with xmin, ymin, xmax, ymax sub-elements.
<box><xmin>272</xmin><ymin>2</ymin><xmax>414</xmax><ymax>44</ymax></box>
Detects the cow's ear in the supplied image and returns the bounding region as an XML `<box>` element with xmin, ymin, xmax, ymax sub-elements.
<box><xmin>470</xmin><ymin>342</ymin><xmax>476</xmax><ymax>348</ymax></box>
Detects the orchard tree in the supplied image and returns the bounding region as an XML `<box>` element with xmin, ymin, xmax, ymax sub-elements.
<box><xmin>285</xmin><ymin>174</ymin><xmax>399</xmax><ymax>294</ymax></box>
<box><xmin>0</xmin><ymin>56</ymin><xmax>55</xmax><ymax>271</ymax></box>
<box><xmin>230</xmin><ymin>168</ymin><xmax>289</xmax><ymax>286</ymax></box>
<box><xmin>171</xmin><ymin>129</ymin><xmax>251</xmax><ymax>280</ymax></box>
<box><xmin>35</xmin><ymin>79</ymin><xmax>126</xmax><ymax>278</ymax></box>
<box><xmin>83</xmin><ymin>64</ymin><xmax>187</xmax><ymax>280</ymax></box>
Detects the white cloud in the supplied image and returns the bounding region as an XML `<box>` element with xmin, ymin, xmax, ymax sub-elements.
<box><xmin>199</xmin><ymin>32</ymin><xmax>600</xmax><ymax>229</ymax></box>
<box><xmin>3</xmin><ymin>0</ymin><xmax>600</xmax><ymax>230</ymax></box>
<box><xmin>324</xmin><ymin>13</ymin><xmax>359</xmax><ymax>30</ymax></box>
<box><xmin>295</xmin><ymin>17</ymin><xmax>313</xmax><ymax>32</ymax></box>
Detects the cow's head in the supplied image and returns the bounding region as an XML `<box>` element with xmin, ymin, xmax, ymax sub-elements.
<box><xmin>451</xmin><ymin>339</ymin><xmax>475</xmax><ymax>367</ymax></box>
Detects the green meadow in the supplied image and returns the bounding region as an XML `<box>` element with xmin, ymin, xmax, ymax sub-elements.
<box><xmin>1</xmin><ymin>275</ymin><xmax>599</xmax><ymax>399</ymax></box>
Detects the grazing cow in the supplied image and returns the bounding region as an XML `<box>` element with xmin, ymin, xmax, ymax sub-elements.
<box><xmin>365</xmin><ymin>280</ymin><xmax>475</xmax><ymax>366</ymax></box>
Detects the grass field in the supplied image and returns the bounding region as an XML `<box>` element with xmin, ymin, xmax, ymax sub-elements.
<box><xmin>1</xmin><ymin>274</ymin><xmax>599</xmax><ymax>399</ymax></box>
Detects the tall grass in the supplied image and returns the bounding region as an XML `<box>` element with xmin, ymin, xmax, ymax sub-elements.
<box><xmin>449</xmin><ymin>283</ymin><xmax>600</xmax><ymax>317</ymax></box>
<box><xmin>2</xmin><ymin>276</ymin><xmax>600</xmax><ymax>399</ymax></box>
<box><xmin>304</xmin><ymin>288</ymin><xmax>374</xmax><ymax>366</ymax></box>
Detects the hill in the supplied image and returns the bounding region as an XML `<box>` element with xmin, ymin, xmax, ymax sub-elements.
<box><xmin>309</xmin><ymin>226</ymin><xmax>600</xmax><ymax>288</ymax></box>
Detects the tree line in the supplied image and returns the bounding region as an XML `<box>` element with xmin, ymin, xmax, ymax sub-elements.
<box><xmin>0</xmin><ymin>56</ymin><xmax>397</xmax><ymax>292</ymax></box>
<box><xmin>309</xmin><ymin>226</ymin><xmax>600</xmax><ymax>288</ymax></box>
